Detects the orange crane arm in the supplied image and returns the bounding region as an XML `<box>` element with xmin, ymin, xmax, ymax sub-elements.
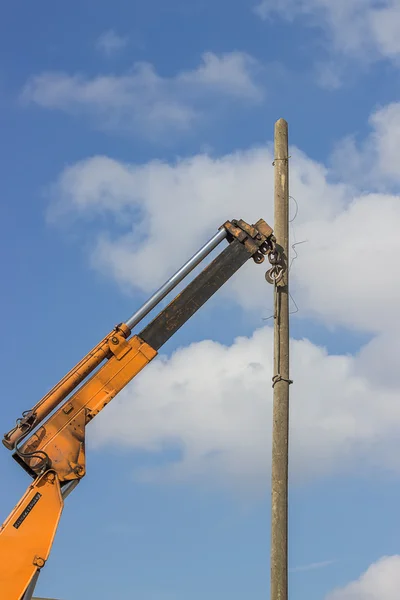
<box><xmin>0</xmin><ymin>218</ymin><xmax>273</xmax><ymax>600</ymax></box>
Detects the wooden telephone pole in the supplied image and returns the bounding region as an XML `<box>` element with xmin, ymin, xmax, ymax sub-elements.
<box><xmin>270</xmin><ymin>118</ymin><xmax>290</xmax><ymax>600</ymax></box>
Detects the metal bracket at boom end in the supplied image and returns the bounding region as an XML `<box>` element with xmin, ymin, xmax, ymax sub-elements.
<box><xmin>126</xmin><ymin>217</ymin><xmax>274</xmax><ymax>331</ymax></box>
<box><xmin>223</xmin><ymin>218</ymin><xmax>274</xmax><ymax>264</ymax></box>
<box><xmin>138</xmin><ymin>218</ymin><xmax>274</xmax><ymax>351</ymax></box>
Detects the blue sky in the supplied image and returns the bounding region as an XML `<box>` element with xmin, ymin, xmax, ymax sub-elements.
<box><xmin>1</xmin><ymin>1</ymin><xmax>400</xmax><ymax>599</ymax></box>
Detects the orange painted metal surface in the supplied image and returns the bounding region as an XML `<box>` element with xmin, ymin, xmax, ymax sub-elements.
<box><xmin>0</xmin><ymin>331</ymin><xmax>156</xmax><ymax>599</ymax></box>
<box><xmin>19</xmin><ymin>334</ymin><xmax>157</xmax><ymax>480</ymax></box>
<box><xmin>0</xmin><ymin>470</ymin><xmax>63</xmax><ymax>600</ymax></box>
<box><xmin>3</xmin><ymin>324</ymin><xmax>130</xmax><ymax>450</ymax></box>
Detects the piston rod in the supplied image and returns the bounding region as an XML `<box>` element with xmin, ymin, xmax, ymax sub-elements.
<box><xmin>125</xmin><ymin>228</ymin><xmax>227</xmax><ymax>330</ymax></box>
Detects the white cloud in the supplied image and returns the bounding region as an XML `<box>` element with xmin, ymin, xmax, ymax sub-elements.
<box><xmin>291</xmin><ymin>559</ymin><xmax>336</xmax><ymax>573</ymax></box>
<box><xmin>369</xmin><ymin>4</ymin><xmax>400</xmax><ymax>60</ymax></box>
<box><xmin>326</xmin><ymin>555</ymin><xmax>400</xmax><ymax>600</ymax></box>
<box><xmin>254</xmin><ymin>0</ymin><xmax>400</xmax><ymax>65</ymax></box>
<box><xmin>178</xmin><ymin>52</ymin><xmax>263</xmax><ymax>100</ymax></box>
<box><xmin>90</xmin><ymin>325</ymin><xmax>400</xmax><ymax>488</ymax></box>
<box><xmin>48</xmin><ymin>146</ymin><xmax>347</xmax><ymax>307</ymax></box>
<box><xmin>96</xmin><ymin>29</ymin><xmax>128</xmax><ymax>57</ymax></box>
<box><xmin>331</xmin><ymin>102</ymin><xmax>400</xmax><ymax>189</ymax></box>
<box><xmin>291</xmin><ymin>191</ymin><xmax>400</xmax><ymax>333</ymax></box>
<box><xmin>48</xmin><ymin>101</ymin><xmax>400</xmax><ymax>334</ymax></box>
<box><xmin>20</xmin><ymin>52</ymin><xmax>264</xmax><ymax>138</ymax></box>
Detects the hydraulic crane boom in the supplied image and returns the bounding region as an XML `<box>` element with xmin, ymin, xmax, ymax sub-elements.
<box><xmin>0</xmin><ymin>218</ymin><xmax>274</xmax><ymax>600</ymax></box>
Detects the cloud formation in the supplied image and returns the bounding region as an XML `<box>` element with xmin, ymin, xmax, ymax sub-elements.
<box><xmin>291</xmin><ymin>559</ymin><xmax>336</xmax><ymax>573</ymax></box>
<box><xmin>254</xmin><ymin>0</ymin><xmax>400</xmax><ymax>66</ymax></box>
<box><xmin>90</xmin><ymin>326</ymin><xmax>400</xmax><ymax>489</ymax></box>
<box><xmin>48</xmin><ymin>146</ymin><xmax>347</xmax><ymax>314</ymax></box>
<box><xmin>49</xmin><ymin>101</ymin><xmax>400</xmax><ymax>334</ymax></box>
<box><xmin>96</xmin><ymin>29</ymin><xmax>128</xmax><ymax>57</ymax></box>
<box><xmin>326</xmin><ymin>556</ymin><xmax>400</xmax><ymax>600</ymax></box>
<box><xmin>21</xmin><ymin>52</ymin><xmax>264</xmax><ymax>138</ymax></box>
<box><xmin>331</xmin><ymin>102</ymin><xmax>400</xmax><ymax>190</ymax></box>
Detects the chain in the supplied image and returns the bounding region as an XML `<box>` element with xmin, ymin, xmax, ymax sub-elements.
<box><xmin>264</xmin><ymin>239</ymin><xmax>293</xmax><ymax>388</ymax></box>
<box><xmin>264</xmin><ymin>238</ymin><xmax>285</xmax><ymax>284</ymax></box>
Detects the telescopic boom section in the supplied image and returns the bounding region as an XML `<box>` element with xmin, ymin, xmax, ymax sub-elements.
<box><xmin>0</xmin><ymin>218</ymin><xmax>273</xmax><ymax>600</ymax></box>
<box><xmin>3</xmin><ymin>218</ymin><xmax>272</xmax><ymax>460</ymax></box>
<box><xmin>3</xmin><ymin>229</ymin><xmax>228</xmax><ymax>453</ymax></box>
<box><xmin>3</xmin><ymin>227</ymin><xmax>228</xmax><ymax>450</ymax></box>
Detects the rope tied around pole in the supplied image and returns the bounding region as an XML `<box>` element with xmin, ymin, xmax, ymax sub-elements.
<box><xmin>272</xmin><ymin>155</ymin><xmax>291</xmax><ymax>166</ymax></box>
<box><xmin>272</xmin><ymin>374</ymin><xmax>293</xmax><ymax>388</ymax></box>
